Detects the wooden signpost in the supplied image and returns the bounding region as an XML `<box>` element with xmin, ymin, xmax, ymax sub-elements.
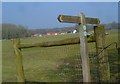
<box><xmin>58</xmin><ymin>13</ymin><xmax>100</xmax><ymax>82</ymax></box>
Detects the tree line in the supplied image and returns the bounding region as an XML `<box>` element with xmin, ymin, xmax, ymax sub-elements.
<box><xmin>2</xmin><ymin>22</ymin><xmax>119</xmax><ymax>39</ymax></box>
<box><xmin>2</xmin><ymin>24</ymin><xmax>31</xmax><ymax>39</ymax></box>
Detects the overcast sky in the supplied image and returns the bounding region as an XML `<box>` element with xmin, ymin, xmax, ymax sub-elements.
<box><xmin>2</xmin><ymin>2</ymin><xmax>118</xmax><ymax>29</ymax></box>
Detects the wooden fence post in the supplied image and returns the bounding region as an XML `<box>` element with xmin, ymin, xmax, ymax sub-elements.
<box><xmin>13</xmin><ymin>38</ymin><xmax>25</xmax><ymax>83</ymax></box>
<box><xmin>94</xmin><ymin>25</ymin><xmax>110</xmax><ymax>82</ymax></box>
<box><xmin>79</xmin><ymin>13</ymin><xmax>91</xmax><ymax>82</ymax></box>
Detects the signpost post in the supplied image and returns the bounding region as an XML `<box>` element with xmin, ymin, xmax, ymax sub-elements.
<box><xmin>58</xmin><ymin>13</ymin><xmax>100</xmax><ymax>82</ymax></box>
<box><xmin>79</xmin><ymin>13</ymin><xmax>91</xmax><ymax>82</ymax></box>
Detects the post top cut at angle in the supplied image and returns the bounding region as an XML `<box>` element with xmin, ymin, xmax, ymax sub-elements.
<box><xmin>58</xmin><ymin>15</ymin><xmax>100</xmax><ymax>24</ymax></box>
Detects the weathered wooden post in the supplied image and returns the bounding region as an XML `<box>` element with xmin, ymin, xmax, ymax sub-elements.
<box><xmin>58</xmin><ymin>13</ymin><xmax>100</xmax><ymax>82</ymax></box>
<box><xmin>13</xmin><ymin>38</ymin><xmax>25</xmax><ymax>83</ymax></box>
<box><xmin>94</xmin><ymin>25</ymin><xmax>110</xmax><ymax>82</ymax></box>
<box><xmin>79</xmin><ymin>13</ymin><xmax>91</xmax><ymax>82</ymax></box>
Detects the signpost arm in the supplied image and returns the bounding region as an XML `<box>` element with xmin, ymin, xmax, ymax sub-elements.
<box><xmin>79</xmin><ymin>13</ymin><xmax>91</xmax><ymax>82</ymax></box>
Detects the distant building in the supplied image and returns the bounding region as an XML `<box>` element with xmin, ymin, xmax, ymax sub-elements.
<box><xmin>39</xmin><ymin>34</ymin><xmax>42</xmax><ymax>37</ymax></box>
<box><xmin>47</xmin><ymin>32</ymin><xmax>60</xmax><ymax>36</ymax></box>
<box><xmin>73</xmin><ymin>30</ymin><xmax>77</xmax><ymax>34</ymax></box>
<box><xmin>60</xmin><ymin>33</ymin><xmax>66</xmax><ymax>35</ymax></box>
<box><xmin>32</xmin><ymin>34</ymin><xmax>42</xmax><ymax>37</ymax></box>
<box><xmin>105</xmin><ymin>32</ymin><xmax>109</xmax><ymax>35</ymax></box>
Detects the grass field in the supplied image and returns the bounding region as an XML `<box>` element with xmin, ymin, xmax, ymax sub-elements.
<box><xmin>2</xmin><ymin>30</ymin><xmax>119</xmax><ymax>82</ymax></box>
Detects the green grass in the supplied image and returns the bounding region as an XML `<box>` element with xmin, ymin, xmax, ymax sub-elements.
<box><xmin>2</xmin><ymin>30</ymin><xmax>119</xmax><ymax>82</ymax></box>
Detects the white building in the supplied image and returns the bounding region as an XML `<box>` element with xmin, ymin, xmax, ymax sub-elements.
<box><xmin>73</xmin><ymin>30</ymin><xmax>77</xmax><ymax>34</ymax></box>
